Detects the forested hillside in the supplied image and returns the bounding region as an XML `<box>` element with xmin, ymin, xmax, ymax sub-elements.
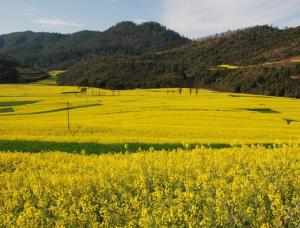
<box><xmin>58</xmin><ymin>25</ymin><xmax>300</xmax><ymax>97</ymax></box>
<box><xmin>2</xmin><ymin>22</ymin><xmax>300</xmax><ymax>97</ymax></box>
<box><xmin>0</xmin><ymin>56</ymin><xmax>49</xmax><ymax>83</ymax></box>
<box><xmin>0</xmin><ymin>22</ymin><xmax>190</xmax><ymax>68</ymax></box>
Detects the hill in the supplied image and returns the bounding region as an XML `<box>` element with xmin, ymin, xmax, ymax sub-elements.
<box><xmin>58</xmin><ymin>25</ymin><xmax>300</xmax><ymax>97</ymax></box>
<box><xmin>0</xmin><ymin>22</ymin><xmax>190</xmax><ymax>68</ymax></box>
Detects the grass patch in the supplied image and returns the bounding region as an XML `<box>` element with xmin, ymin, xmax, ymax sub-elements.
<box><xmin>242</xmin><ymin>108</ymin><xmax>280</xmax><ymax>114</ymax></box>
<box><xmin>0</xmin><ymin>100</ymin><xmax>41</xmax><ymax>107</ymax></box>
<box><xmin>0</xmin><ymin>107</ymin><xmax>14</xmax><ymax>113</ymax></box>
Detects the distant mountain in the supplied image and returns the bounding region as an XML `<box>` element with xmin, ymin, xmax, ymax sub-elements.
<box><xmin>58</xmin><ymin>25</ymin><xmax>300</xmax><ymax>97</ymax></box>
<box><xmin>0</xmin><ymin>22</ymin><xmax>190</xmax><ymax>68</ymax></box>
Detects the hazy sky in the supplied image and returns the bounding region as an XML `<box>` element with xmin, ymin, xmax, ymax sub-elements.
<box><xmin>1</xmin><ymin>0</ymin><xmax>300</xmax><ymax>38</ymax></box>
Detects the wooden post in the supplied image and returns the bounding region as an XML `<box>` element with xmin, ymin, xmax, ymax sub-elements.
<box><xmin>67</xmin><ymin>101</ymin><xmax>70</xmax><ymax>131</ymax></box>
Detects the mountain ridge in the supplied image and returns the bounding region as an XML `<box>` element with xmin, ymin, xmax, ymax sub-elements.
<box><xmin>0</xmin><ymin>21</ymin><xmax>190</xmax><ymax>68</ymax></box>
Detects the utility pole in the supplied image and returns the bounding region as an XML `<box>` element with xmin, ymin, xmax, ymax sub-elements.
<box><xmin>67</xmin><ymin>101</ymin><xmax>70</xmax><ymax>131</ymax></box>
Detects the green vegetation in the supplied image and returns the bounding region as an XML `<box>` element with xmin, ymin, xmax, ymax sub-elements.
<box><xmin>0</xmin><ymin>56</ymin><xmax>19</xmax><ymax>83</ymax></box>
<box><xmin>58</xmin><ymin>25</ymin><xmax>300</xmax><ymax>97</ymax></box>
<box><xmin>0</xmin><ymin>56</ymin><xmax>49</xmax><ymax>83</ymax></box>
<box><xmin>0</xmin><ymin>22</ymin><xmax>190</xmax><ymax>68</ymax></box>
<box><xmin>0</xmin><ymin>107</ymin><xmax>14</xmax><ymax>113</ymax></box>
<box><xmin>0</xmin><ymin>100</ymin><xmax>41</xmax><ymax>107</ymax></box>
<box><xmin>0</xmin><ymin>140</ymin><xmax>238</xmax><ymax>154</ymax></box>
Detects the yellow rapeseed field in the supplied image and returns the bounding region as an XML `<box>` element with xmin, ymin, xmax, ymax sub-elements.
<box><xmin>1</xmin><ymin>146</ymin><xmax>300</xmax><ymax>227</ymax></box>
<box><xmin>1</xmin><ymin>83</ymin><xmax>300</xmax><ymax>226</ymax></box>
<box><xmin>0</xmin><ymin>84</ymin><xmax>300</xmax><ymax>145</ymax></box>
<box><xmin>218</xmin><ymin>64</ymin><xmax>241</xmax><ymax>70</ymax></box>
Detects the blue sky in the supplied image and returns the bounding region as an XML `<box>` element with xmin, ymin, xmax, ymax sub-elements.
<box><xmin>1</xmin><ymin>0</ymin><xmax>300</xmax><ymax>38</ymax></box>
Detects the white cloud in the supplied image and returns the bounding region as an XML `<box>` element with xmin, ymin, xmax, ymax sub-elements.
<box><xmin>33</xmin><ymin>18</ymin><xmax>83</xmax><ymax>28</ymax></box>
<box><xmin>161</xmin><ymin>0</ymin><xmax>300</xmax><ymax>38</ymax></box>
